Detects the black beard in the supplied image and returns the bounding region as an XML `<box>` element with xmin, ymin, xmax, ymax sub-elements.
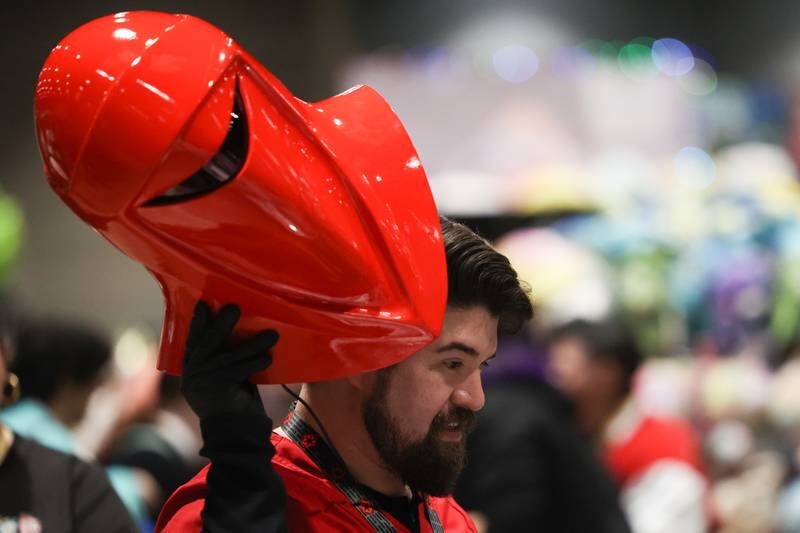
<box><xmin>362</xmin><ymin>370</ymin><xmax>476</xmax><ymax>496</ymax></box>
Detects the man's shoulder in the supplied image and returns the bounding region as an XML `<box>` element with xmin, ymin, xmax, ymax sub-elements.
<box><xmin>10</xmin><ymin>433</ymin><xmax>71</xmax><ymax>467</ymax></box>
<box><xmin>619</xmin><ymin>414</ymin><xmax>700</xmax><ymax>457</ymax></box>
<box><xmin>156</xmin><ymin>432</ymin><xmax>352</xmax><ymax>532</ymax></box>
<box><xmin>8</xmin><ymin>433</ymin><xmax>138</xmax><ymax>533</ymax></box>
<box><xmin>157</xmin><ymin>433</ymin><xmax>477</xmax><ymax>532</ymax></box>
<box><xmin>12</xmin><ymin>433</ymin><xmax>110</xmax><ymax>491</ymax></box>
<box><xmin>154</xmin><ymin>463</ymin><xmax>210</xmax><ymax>532</ymax></box>
<box><xmin>426</xmin><ymin>495</ymin><xmax>478</xmax><ymax>532</ymax></box>
<box><xmin>604</xmin><ymin>412</ymin><xmax>704</xmax><ymax>486</ymax></box>
<box><xmin>274</xmin><ymin>433</ymin><xmax>477</xmax><ymax>530</ymax></box>
<box><xmin>270</xmin><ymin>432</ymin><xmax>351</xmax><ymax>507</ymax></box>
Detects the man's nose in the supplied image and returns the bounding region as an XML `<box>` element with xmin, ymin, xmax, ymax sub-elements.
<box><xmin>451</xmin><ymin>370</ymin><xmax>485</xmax><ymax>412</ymax></box>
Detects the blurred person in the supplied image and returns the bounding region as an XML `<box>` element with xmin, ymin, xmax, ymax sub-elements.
<box><xmin>0</xmin><ymin>318</ymin><xmax>156</xmax><ymax>523</ymax></box>
<box><xmin>107</xmin><ymin>374</ymin><xmax>205</xmax><ymax>521</ymax></box>
<box><xmin>454</xmin><ymin>335</ymin><xmax>633</xmax><ymax>533</ymax></box>
<box><xmin>778</xmin><ymin>434</ymin><xmax>800</xmax><ymax>533</ymax></box>
<box><xmin>0</xmin><ymin>313</ymin><xmax>137</xmax><ymax>531</ymax></box>
<box><xmin>779</xmin><ymin>479</ymin><xmax>800</xmax><ymax>533</ymax></box>
<box><xmin>699</xmin><ymin>356</ymin><xmax>787</xmax><ymax>532</ymax></box>
<box><xmin>772</xmin><ymin>357</ymin><xmax>800</xmax><ymax>533</ymax></box>
<box><xmin>706</xmin><ymin>420</ymin><xmax>784</xmax><ymax>533</ymax></box>
<box><xmin>157</xmin><ymin>218</ymin><xmax>534</xmax><ymax>532</ymax></box>
<box><xmin>1</xmin><ymin>319</ymin><xmax>111</xmax><ymax>454</ymax></box>
<box><xmin>548</xmin><ymin>318</ymin><xmax>709</xmax><ymax>533</ymax></box>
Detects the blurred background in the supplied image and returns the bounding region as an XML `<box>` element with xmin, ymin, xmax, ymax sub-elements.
<box><xmin>5</xmin><ymin>0</ymin><xmax>800</xmax><ymax>531</ymax></box>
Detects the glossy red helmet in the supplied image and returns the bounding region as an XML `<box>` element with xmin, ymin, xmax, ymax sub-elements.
<box><xmin>34</xmin><ymin>11</ymin><xmax>446</xmax><ymax>384</ymax></box>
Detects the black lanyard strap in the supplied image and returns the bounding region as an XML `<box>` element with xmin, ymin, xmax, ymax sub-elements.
<box><xmin>281</xmin><ymin>406</ymin><xmax>444</xmax><ymax>533</ymax></box>
<box><xmin>426</xmin><ymin>504</ymin><xmax>444</xmax><ymax>532</ymax></box>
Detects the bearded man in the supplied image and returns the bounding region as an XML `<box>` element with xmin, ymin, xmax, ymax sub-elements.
<box><xmin>156</xmin><ymin>217</ymin><xmax>533</xmax><ymax>532</ymax></box>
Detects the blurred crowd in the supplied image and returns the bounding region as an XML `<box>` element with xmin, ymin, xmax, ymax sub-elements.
<box><xmin>0</xmin><ymin>307</ymin><xmax>206</xmax><ymax>530</ymax></box>
<box><xmin>7</xmin><ymin>136</ymin><xmax>800</xmax><ymax>531</ymax></box>
<box><xmin>6</xmin><ymin>30</ymin><xmax>800</xmax><ymax>533</ymax></box>
<box><xmin>447</xmin><ymin>132</ymin><xmax>800</xmax><ymax>532</ymax></box>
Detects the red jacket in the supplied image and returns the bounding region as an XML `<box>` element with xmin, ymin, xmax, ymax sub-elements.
<box><xmin>156</xmin><ymin>431</ymin><xmax>477</xmax><ymax>532</ymax></box>
<box><xmin>603</xmin><ymin>415</ymin><xmax>705</xmax><ymax>486</ymax></box>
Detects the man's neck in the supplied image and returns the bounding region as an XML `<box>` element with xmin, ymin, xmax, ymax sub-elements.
<box><xmin>292</xmin><ymin>384</ymin><xmax>411</xmax><ymax>498</ymax></box>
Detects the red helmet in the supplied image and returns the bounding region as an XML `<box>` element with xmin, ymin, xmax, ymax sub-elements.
<box><xmin>35</xmin><ymin>11</ymin><xmax>446</xmax><ymax>384</ymax></box>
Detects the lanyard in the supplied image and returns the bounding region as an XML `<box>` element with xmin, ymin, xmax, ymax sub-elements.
<box><xmin>281</xmin><ymin>406</ymin><xmax>445</xmax><ymax>533</ymax></box>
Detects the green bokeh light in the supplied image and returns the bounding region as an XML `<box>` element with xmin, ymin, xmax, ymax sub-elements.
<box><xmin>0</xmin><ymin>192</ymin><xmax>24</xmax><ymax>283</ymax></box>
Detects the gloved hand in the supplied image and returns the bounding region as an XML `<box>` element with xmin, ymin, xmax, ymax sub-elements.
<box><xmin>181</xmin><ymin>301</ymin><xmax>277</xmax><ymax>419</ymax></box>
<box><xmin>180</xmin><ymin>301</ymin><xmax>287</xmax><ymax>533</ymax></box>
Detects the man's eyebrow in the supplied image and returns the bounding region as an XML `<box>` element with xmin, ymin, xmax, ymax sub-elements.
<box><xmin>436</xmin><ymin>342</ymin><xmax>480</xmax><ymax>357</ymax></box>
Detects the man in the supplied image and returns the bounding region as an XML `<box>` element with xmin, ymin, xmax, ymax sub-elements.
<box><xmin>1</xmin><ymin>320</ymin><xmax>112</xmax><ymax>452</ymax></box>
<box><xmin>34</xmin><ymin>12</ymin><xmax>529</xmax><ymax>532</ymax></box>
<box><xmin>0</xmin><ymin>318</ymin><xmax>153</xmax><ymax>521</ymax></box>
<box><xmin>156</xmin><ymin>217</ymin><xmax>533</xmax><ymax>532</ymax></box>
<box><xmin>0</xmin><ymin>314</ymin><xmax>138</xmax><ymax>532</ymax></box>
<box><xmin>455</xmin><ymin>335</ymin><xmax>632</xmax><ymax>533</ymax></box>
<box><xmin>547</xmin><ymin>319</ymin><xmax>709</xmax><ymax>533</ymax></box>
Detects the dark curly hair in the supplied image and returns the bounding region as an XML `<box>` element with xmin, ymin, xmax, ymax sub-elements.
<box><xmin>11</xmin><ymin>319</ymin><xmax>111</xmax><ymax>402</ymax></box>
<box><xmin>440</xmin><ymin>217</ymin><xmax>533</xmax><ymax>334</ymax></box>
<box><xmin>547</xmin><ymin>318</ymin><xmax>643</xmax><ymax>395</ymax></box>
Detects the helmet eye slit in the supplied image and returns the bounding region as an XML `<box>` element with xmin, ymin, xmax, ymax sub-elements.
<box><xmin>144</xmin><ymin>79</ymin><xmax>248</xmax><ymax>207</ymax></box>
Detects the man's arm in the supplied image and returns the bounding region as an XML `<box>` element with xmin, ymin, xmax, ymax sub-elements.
<box><xmin>170</xmin><ymin>301</ymin><xmax>288</xmax><ymax>533</ymax></box>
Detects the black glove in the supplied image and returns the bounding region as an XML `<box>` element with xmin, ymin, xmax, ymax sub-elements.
<box><xmin>181</xmin><ymin>301</ymin><xmax>288</xmax><ymax>533</ymax></box>
<box><xmin>182</xmin><ymin>301</ymin><xmax>277</xmax><ymax>419</ymax></box>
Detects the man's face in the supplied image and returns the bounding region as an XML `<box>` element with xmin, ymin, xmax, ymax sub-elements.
<box><xmin>548</xmin><ymin>337</ymin><xmax>593</xmax><ymax>400</ymax></box>
<box><xmin>362</xmin><ymin>306</ymin><xmax>497</xmax><ymax>496</ymax></box>
<box><xmin>548</xmin><ymin>336</ymin><xmax>622</xmax><ymax>407</ymax></box>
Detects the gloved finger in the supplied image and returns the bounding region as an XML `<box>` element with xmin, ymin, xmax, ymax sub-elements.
<box><xmin>194</xmin><ymin>332</ymin><xmax>276</xmax><ymax>376</ymax></box>
<box><xmin>184</xmin><ymin>300</ymin><xmax>212</xmax><ymax>368</ymax></box>
<box><xmin>195</xmin><ymin>349</ymin><xmax>272</xmax><ymax>381</ymax></box>
<box><xmin>233</xmin><ymin>329</ymin><xmax>279</xmax><ymax>356</ymax></box>
<box><xmin>200</xmin><ymin>327</ymin><xmax>277</xmax><ymax>366</ymax></box>
<box><xmin>199</xmin><ymin>303</ymin><xmax>241</xmax><ymax>353</ymax></box>
<box><xmin>216</xmin><ymin>352</ymin><xmax>274</xmax><ymax>382</ymax></box>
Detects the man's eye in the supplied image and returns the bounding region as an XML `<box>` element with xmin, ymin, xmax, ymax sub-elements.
<box><xmin>480</xmin><ymin>360</ymin><xmax>491</xmax><ymax>370</ymax></box>
<box><xmin>444</xmin><ymin>361</ymin><xmax>463</xmax><ymax>370</ymax></box>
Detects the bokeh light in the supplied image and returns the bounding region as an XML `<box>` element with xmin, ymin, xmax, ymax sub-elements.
<box><xmin>652</xmin><ymin>37</ymin><xmax>695</xmax><ymax>76</ymax></box>
<box><xmin>679</xmin><ymin>58</ymin><xmax>718</xmax><ymax>96</ymax></box>
<box><xmin>675</xmin><ymin>146</ymin><xmax>716</xmax><ymax>187</ymax></box>
<box><xmin>618</xmin><ymin>40</ymin><xmax>657</xmax><ymax>81</ymax></box>
<box><xmin>492</xmin><ymin>45</ymin><xmax>539</xmax><ymax>83</ymax></box>
<box><xmin>549</xmin><ymin>45</ymin><xmax>591</xmax><ymax>80</ymax></box>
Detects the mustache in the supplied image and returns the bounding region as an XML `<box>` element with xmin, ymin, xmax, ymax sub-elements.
<box><xmin>431</xmin><ymin>407</ymin><xmax>476</xmax><ymax>434</ymax></box>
